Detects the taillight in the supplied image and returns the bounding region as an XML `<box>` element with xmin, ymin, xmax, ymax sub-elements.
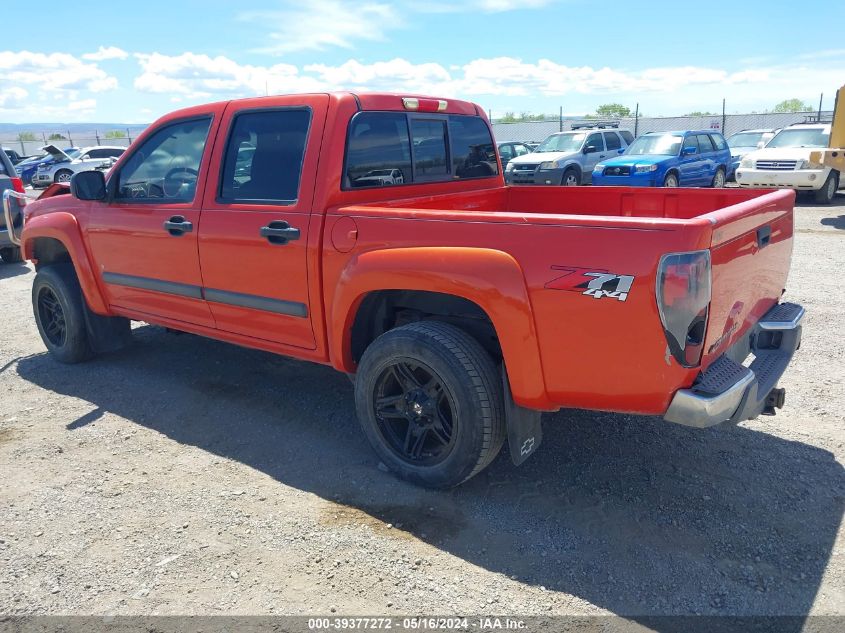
<box><xmin>402</xmin><ymin>97</ymin><xmax>448</xmax><ymax>112</ymax></box>
<box><xmin>11</xmin><ymin>177</ymin><xmax>25</xmax><ymax>193</ymax></box>
<box><xmin>656</xmin><ymin>250</ymin><xmax>711</xmax><ymax>367</ymax></box>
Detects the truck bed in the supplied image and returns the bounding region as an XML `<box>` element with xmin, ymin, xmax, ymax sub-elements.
<box><xmin>336</xmin><ymin>185</ymin><xmax>795</xmax><ymax>414</ymax></box>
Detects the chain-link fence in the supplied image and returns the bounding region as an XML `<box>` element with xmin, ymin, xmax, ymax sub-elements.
<box><xmin>0</xmin><ymin>130</ymin><xmax>142</xmax><ymax>158</ymax></box>
<box><xmin>492</xmin><ymin>111</ymin><xmax>834</xmax><ymax>143</ymax></box>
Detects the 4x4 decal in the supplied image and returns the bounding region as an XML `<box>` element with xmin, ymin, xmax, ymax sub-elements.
<box><xmin>545</xmin><ymin>266</ymin><xmax>635</xmax><ymax>302</ymax></box>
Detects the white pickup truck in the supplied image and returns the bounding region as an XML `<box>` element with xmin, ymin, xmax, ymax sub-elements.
<box><xmin>735</xmin><ymin>123</ymin><xmax>840</xmax><ymax>204</ymax></box>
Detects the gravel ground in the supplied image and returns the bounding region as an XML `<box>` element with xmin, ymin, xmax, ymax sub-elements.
<box><xmin>0</xmin><ymin>193</ymin><xmax>843</xmax><ymax>619</ymax></box>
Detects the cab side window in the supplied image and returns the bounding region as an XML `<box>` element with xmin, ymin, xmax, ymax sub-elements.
<box><xmin>697</xmin><ymin>134</ymin><xmax>715</xmax><ymax>153</ymax></box>
<box><xmin>514</xmin><ymin>143</ymin><xmax>531</xmax><ymax>156</ymax></box>
<box><xmin>499</xmin><ymin>144</ymin><xmax>514</xmax><ymax>161</ymax></box>
<box><xmin>585</xmin><ymin>133</ymin><xmax>604</xmax><ymax>152</ymax></box>
<box><xmin>116</xmin><ymin>117</ymin><xmax>211</xmax><ymax>203</ymax></box>
<box><xmin>219</xmin><ymin>109</ymin><xmax>311</xmax><ymax>203</ymax></box>
<box><xmin>683</xmin><ymin>136</ymin><xmax>699</xmax><ymax>154</ymax></box>
<box><xmin>603</xmin><ymin>132</ymin><xmax>621</xmax><ymax>151</ymax></box>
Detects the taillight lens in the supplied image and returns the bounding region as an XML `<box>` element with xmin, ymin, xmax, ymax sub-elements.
<box><xmin>656</xmin><ymin>250</ymin><xmax>711</xmax><ymax>367</ymax></box>
<box><xmin>11</xmin><ymin>177</ymin><xmax>25</xmax><ymax>193</ymax></box>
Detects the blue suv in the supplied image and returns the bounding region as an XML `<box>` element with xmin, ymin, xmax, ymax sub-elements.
<box><xmin>592</xmin><ymin>130</ymin><xmax>731</xmax><ymax>188</ymax></box>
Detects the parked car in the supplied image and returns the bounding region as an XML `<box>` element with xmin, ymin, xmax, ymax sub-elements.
<box><xmin>505</xmin><ymin>128</ymin><xmax>634</xmax><ymax>185</ymax></box>
<box><xmin>497</xmin><ymin>141</ymin><xmax>533</xmax><ymax>168</ymax></box>
<box><xmin>726</xmin><ymin>129</ymin><xmax>778</xmax><ymax>179</ymax></box>
<box><xmin>592</xmin><ymin>130</ymin><xmax>731</xmax><ymax>188</ymax></box>
<box><xmin>0</xmin><ymin>149</ymin><xmax>25</xmax><ymax>263</ymax></box>
<box><xmin>32</xmin><ymin>145</ymin><xmax>125</xmax><ymax>187</ymax></box>
<box><xmin>15</xmin><ymin>93</ymin><xmax>803</xmax><ymax>489</ymax></box>
<box><xmin>353</xmin><ymin>168</ymin><xmax>405</xmax><ymax>186</ymax></box>
<box><xmin>15</xmin><ymin>148</ymin><xmax>81</xmax><ymax>186</ymax></box>
<box><xmin>3</xmin><ymin>148</ymin><xmax>31</xmax><ymax>165</ymax></box>
<box><xmin>735</xmin><ymin>123</ymin><xmax>840</xmax><ymax>204</ymax></box>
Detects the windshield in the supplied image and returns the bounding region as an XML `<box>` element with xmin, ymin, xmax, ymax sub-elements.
<box><xmin>367</xmin><ymin>170</ymin><xmax>393</xmax><ymax>176</ymax></box>
<box><xmin>728</xmin><ymin>132</ymin><xmax>769</xmax><ymax>149</ymax></box>
<box><xmin>64</xmin><ymin>149</ymin><xmax>81</xmax><ymax>159</ymax></box>
<box><xmin>624</xmin><ymin>134</ymin><xmax>684</xmax><ymax>156</ymax></box>
<box><xmin>766</xmin><ymin>128</ymin><xmax>829</xmax><ymax>149</ymax></box>
<box><xmin>535</xmin><ymin>133</ymin><xmax>586</xmax><ymax>153</ymax></box>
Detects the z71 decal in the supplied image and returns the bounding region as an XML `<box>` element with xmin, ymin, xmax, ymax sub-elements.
<box><xmin>545</xmin><ymin>266</ymin><xmax>635</xmax><ymax>302</ymax></box>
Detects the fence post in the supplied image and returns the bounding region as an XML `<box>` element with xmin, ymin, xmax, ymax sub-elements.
<box><xmin>95</xmin><ymin>131</ymin><xmax>101</xmax><ymax>145</ymax></box>
<box><xmin>722</xmin><ymin>98</ymin><xmax>726</xmax><ymax>134</ymax></box>
<box><xmin>42</xmin><ymin>132</ymin><xmax>47</xmax><ymax>145</ymax></box>
<box><xmin>559</xmin><ymin>106</ymin><xmax>563</xmax><ymax>132</ymax></box>
<box><xmin>818</xmin><ymin>93</ymin><xmax>823</xmax><ymax>122</ymax></box>
<box><xmin>67</xmin><ymin>130</ymin><xmax>73</xmax><ymax>146</ymax></box>
<box><xmin>127</xmin><ymin>128</ymin><xmax>133</xmax><ymax>144</ymax></box>
<box><xmin>634</xmin><ymin>103</ymin><xmax>639</xmax><ymax>137</ymax></box>
<box><xmin>19</xmin><ymin>138</ymin><xmax>25</xmax><ymax>154</ymax></box>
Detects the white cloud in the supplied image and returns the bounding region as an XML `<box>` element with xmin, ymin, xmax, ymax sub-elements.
<box><xmin>239</xmin><ymin>1</ymin><xmax>402</xmax><ymax>54</ymax></box>
<box><xmin>67</xmin><ymin>99</ymin><xmax>97</xmax><ymax>112</ymax></box>
<box><xmin>0</xmin><ymin>86</ymin><xmax>28</xmax><ymax>109</ymax></box>
<box><xmin>82</xmin><ymin>46</ymin><xmax>129</xmax><ymax>61</ymax></box>
<box><xmin>475</xmin><ymin>0</ymin><xmax>554</xmax><ymax>11</ymax></box>
<box><xmin>0</xmin><ymin>51</ymin><xmax>118</xmax><ymax>94</ymax></box>
<box><xmin>134</xmin><ymin>52</ymin><xmax>326</xmax><ymax>98</ymax></box>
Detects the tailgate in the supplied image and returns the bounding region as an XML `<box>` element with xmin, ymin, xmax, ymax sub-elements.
<box><xmin>700</xmin><ymin>189</ymin><xmax>795</xmax><ymax>367</ymax></box>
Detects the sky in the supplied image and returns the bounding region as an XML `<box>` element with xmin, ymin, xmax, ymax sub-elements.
<box><xmin>2</xmin><ymin>0</ymin><xmax>844</xmax><ymax>124</ymax></box>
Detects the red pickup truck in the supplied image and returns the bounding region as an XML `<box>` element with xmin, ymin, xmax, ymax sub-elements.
<box><xmin>5</xmin><ymin>93</ymin><xmax>804</xmax><ymax>488</ymax></box>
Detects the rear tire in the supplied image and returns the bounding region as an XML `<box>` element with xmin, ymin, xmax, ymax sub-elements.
<box><xmin>711</xmin><ymin>167</ymin><xmax>726</xmax><ymax>188</ymax></box>
<box><xmin>663</xmin><ymin>172</ymin><xmax>679</xmax><ymax>187</ymax></box>
<box><xmin>32</xmin><ymin>264</ymin><xmax>92</xmax><ymax>363</ymax></box>
<box><xmin>0</xmin><ymin>246</ymin><xmax>23</xmax><ymax>264</ymax></box>
<box><xmin>355</xmin><ymin>321</ymin><xmax>506</xmax><ymax>489</ymax></box>
<box><xmin>814</xmin><ymin>171</ymin><xmax>839</xmax><ymax>205</ymax></box>
<box><xmin>561</xmin><ymin>168</ymin><xmax>580</xmax><ymax>186</ymax></box>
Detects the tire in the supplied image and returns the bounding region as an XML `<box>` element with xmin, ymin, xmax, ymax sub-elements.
<box><xmin>355</xmin><ymin>321</ymin><xmax>506</xmax><ymax>489</ymax></box>
<box><xmin>54</xmin><ymin>170</ymin><xmax>73</xmax><ymax>184</ymax></box>
<box><xmin>663</xmin><ymin>172</ymin><xmax>679</xmax><ymax>187</ymax></box>
<box><xmin>0</xmin><ymin>246</ymin><xmax>23</xmax><ymax>264</ymax></box>
<box><xmin>561</xmin><ymin>167</ymin><xmax>580</xmax><ymax>186</ymax></box>
<box><xmin>32</xmin><ymin>264</ymin><xmax>93</xmax><ymax>364</ymax></box>
<box><xmin>711</xmin><ymin>167</ymin><xmax>726</xmax><ymax>188</ymax></box>
<box><xmin>814</xmin><ymin>171</ymin><xmax>839</xmax><ymax>205</ymax></box>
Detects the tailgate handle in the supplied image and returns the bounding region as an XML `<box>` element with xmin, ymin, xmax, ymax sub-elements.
<box><xmin>757</xmin><ymin>225</ymin><xmax>771</xmax><ymax>248</ymax></box>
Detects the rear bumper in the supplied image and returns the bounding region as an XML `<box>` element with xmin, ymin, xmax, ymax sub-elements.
<box><xmin>505</xmin><ymin>167</ymin><xmax>565</xmax><ymax>185</ymax></box>
<box><xmin>664</xmin><ymin>302</ymin><xmax>804</xmax><ymax>428</ymax></box>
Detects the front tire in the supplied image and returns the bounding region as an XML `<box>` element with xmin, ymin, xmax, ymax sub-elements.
<box><xmin>663</xmin><ymin>172</ymin><xmax>679</xmax><ymax>187</ymax></box>
<box><xmin>814</xmin><ymin>171</ymin><xmax>839</xmax><ymax>205</ymax></box>
<box><xmin>0</xmin><ymin>246</ymin><xmax>23</xmax><ymax>264</ymax></box>
<box><xmin>32</xmin><ymin>264</ymin><xmax>93</xmax><ymax>363</ymax></box>
<box><xmin>54</xmin><ymin>169</ymin><xmax>73</xmax><ymax>184</ymax></box>
<box><xmin>561</xmin><ymin>167</ymin><xmax>580</xmax><ymax>186</ymax></box>
<box><xmin>355</xmin><ymin>321</ymin><xmax>506</xmax><ymax>489</ymax></box>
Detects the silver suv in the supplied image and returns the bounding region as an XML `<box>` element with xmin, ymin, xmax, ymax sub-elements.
<box><xmin>504</xmin><ymin>127</ymin><xmax>634</xmax><ymax>186</ymax></box>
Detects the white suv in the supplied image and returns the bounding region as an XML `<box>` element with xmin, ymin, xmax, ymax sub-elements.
<box><xmin>32</xmin><ymin>145</ymin><xmax>126</xmax><ymax>187</ymax></box>
<box><xmin>735</xmin><ymin>124</ymin><xmax>840</xmax><ymax>204</ymax></box>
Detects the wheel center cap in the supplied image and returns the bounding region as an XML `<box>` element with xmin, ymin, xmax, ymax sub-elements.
<box><xmin>411</xmin><ymin>402</ymin><xmax>424</xmax><ymax>416</ymax></box>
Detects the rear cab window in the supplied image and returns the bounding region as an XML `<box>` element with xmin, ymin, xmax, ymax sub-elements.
<box><xmin>344</xmin><ymin>112</ymin><xmax>497</xmax><ymax>189</ymax></box>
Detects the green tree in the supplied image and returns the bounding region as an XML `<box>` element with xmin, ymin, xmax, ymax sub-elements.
<box><xmin>47</xmin><ymin>133</ymin><xmax>66</xmax><ymax>141</ymax></box>
<box><xmin>17</xmin><ymin>132</ymin><xmax>37</xmax><ymax>142</ymax></box>
<box><xmin>105</xmin><ymin>130</ymin><xmax>126</xmax><ymax>139</ymax></box>
<box><xmin>595</xmin><ymin>103</ymin><xmax>631</xmax><ymax>118</ymax></box>
<box><xmin>498</xmin><ymin>112</ymin><xmax>518</xmax><ymax>123</ymax></box>
<box><xmin>685</xmin><ymin>111</ymin><xmax>717</xmax><ymax>116</ymax></box>
<box><xmin>773</xmin><ymin>99</ymin><xmax>811</xmax><ymax>113</ymax></box>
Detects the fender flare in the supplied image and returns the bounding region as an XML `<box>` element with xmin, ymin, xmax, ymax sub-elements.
<box><xmin>22</xmin><ymin>212</ymin><xmax>109</xmax><ymax>315</ymax></box>
<box><xmin>330</xmin><ymin>246</ymin><xmax>551</xmax><ymax>410</ymax></box>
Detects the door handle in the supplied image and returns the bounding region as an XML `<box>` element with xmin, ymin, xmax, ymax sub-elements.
<box><xmin>163</xmin><ymin>215</ymin><xmax>193</xmax><ymax>236</ymax></box>
<box><xmin>756</xmin><ymin>225</ymin><xmax>772</xmax><ymax>248</ymax></box>
<box><xmin>260</xmin><ymin>220</ymin><xmax>301</xmax><ymax>245</ymax></box>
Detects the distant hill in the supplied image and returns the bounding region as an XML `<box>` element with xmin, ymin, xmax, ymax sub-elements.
<box><xmin>0</xmin><ymin>122</ymin><xmax>149</xmax><ymax>135</ymax></box>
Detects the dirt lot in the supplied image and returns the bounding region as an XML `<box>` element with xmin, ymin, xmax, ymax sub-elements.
<box><xmin>1</xmin><ymin>195</ymin><xmax>843</xmax><ymax>619</ymax></box>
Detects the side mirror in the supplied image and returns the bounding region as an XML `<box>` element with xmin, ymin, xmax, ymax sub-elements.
<box><xmin>682</xmin><ymin>146</ymin><xmax>697</xmax><ymax>156</ymax></box>
<box><xmin>70</xmin><ymin>170</ymin><xmax>107</xmax><ymax>201</ymax></box>
<box><xmin>756</xmin><ymin>141</ymin><xmax>766</xmax><ymax>149</ymax></box>
<box><xmin>583</xmin><ymin>145</ymin><xmax>596</xmax><ymax>154</ymax></box>
<box><xmin>617</xmin><ymin>148</ymin><xmax>625</xmax><ymax>154</ymax></box>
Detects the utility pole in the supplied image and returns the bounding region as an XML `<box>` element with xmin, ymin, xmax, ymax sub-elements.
<box><xmin>634</xmin><ymin>103</ymin><xmax>639</xmax><ymax>137</ymax></box>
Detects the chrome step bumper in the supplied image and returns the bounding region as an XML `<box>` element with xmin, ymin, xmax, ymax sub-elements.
<box><xmin>664</xmin><ymin>302</ymin><xmax>804</xmax><ymax>428</ymax></box>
